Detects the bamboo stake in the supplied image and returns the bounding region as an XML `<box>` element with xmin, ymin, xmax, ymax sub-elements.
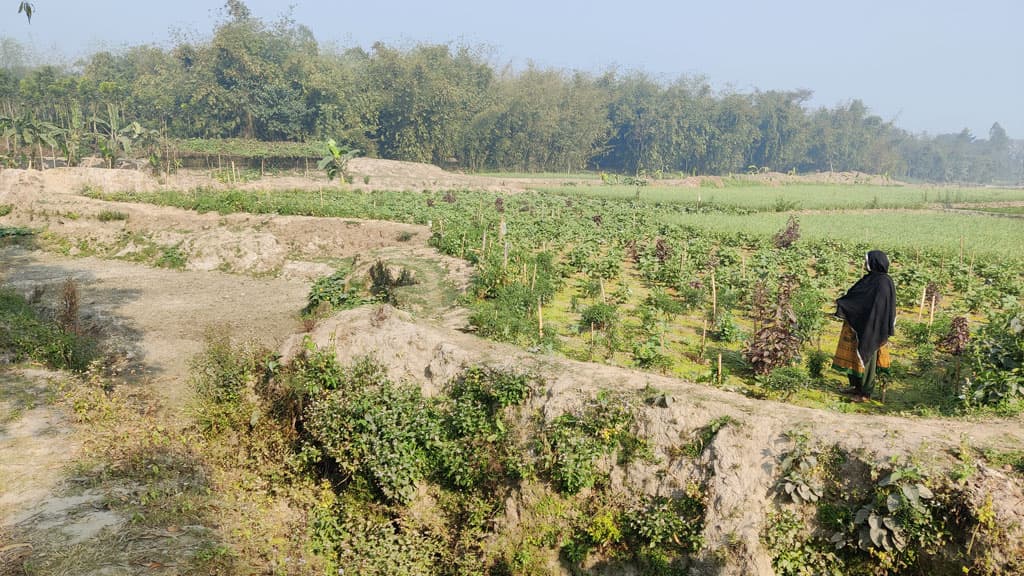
<box><xmin>600</xmin><ymin>278</ymin><xmax>606</xmax><ymax>302</ymax></box>
<box><xmin>700</xmin><ymin>319</ymin><xmax>708</xmax><ymax>358</ymax></box>
<box><xmin>503</xmin><ymin>240</ymin><xmax>509</xmax><ymax>270</ymax></box>
<box><xmin>929</xmin><ymin>293</ymin><xmax>937</xmax><ymax>326</ymax></box>
<box><xmin>481</xmin><ymin>230</ymin><xmax>488</xmax><ymax>254</ymax></box>
<box><xmin>959</xmin><ymin>236</ymin><xmax>964</xmax><ymax>265</ymax></box>
<box><xmin>590</xmin><ymin>322</ymin><xmax>596</xmax><ymax>346</ymax></box>
<box><xmin>711</xmin><ymin>270</ymin><xmax>718</xmax><ymax>320</ymax></box>
<box><xmin>538</xmin><ymin>297</ymin><xmax>544</xmax><ymax>339</ymax></box>
<box><xmin>532</xmin><ymin>263</ymin><xmax>538</xmax><ymax>290</ymax></box>
<box><xmin>918</xmin><ymin>285</ymin><xmax>927</xmax><ymax>320</ymax></box>
<box><xmin>319</xmin><ymin>187</ymin><xmax>323</xmax><ymax>210</ymax></box>
<box><xmin>717</xmin><ymin>353</ymin><xmax>723</xmax><ymax>386</ymax></box>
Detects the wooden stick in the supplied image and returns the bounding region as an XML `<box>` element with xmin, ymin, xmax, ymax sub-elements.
<box><xmin>711</xmin><ymin>270</ymin><xmax>718</xmax><ymax>320</ymax></box>
<box><xmin>537</xmin><ymin>297</ymin><xmax>544</xmax><ymax>338</ymax></box>
<box><xmin>918</xmin><ymin>285</ymin><xmax>927</xmax><ymax>320</ymax></box>
<box><xmin>929</xmin><ymin>293</ymin><xmax>937</xmax><ymax>326</ymax></box>
<box><xmin>600</xmin><ymin>278</ymin><xmax>606</xmax><ymax>302</ymax></box>
<box><xmin>503</xmin><ymin>240</ymin><xmax>509</xmax><ymax>270</ymax></box>
<box><xmin>481</xmin><ymin>230</ymin><xmax>487</xmax><ymax>254</ymax></box>
<box><xmin>700</xmin><ymin>319</ymin><xmax>708</xmax><ymax>357</ymax></box>
<box><xmin>959</xmin><ymin>235</ymin><xmax>964</xmax><ymax>265</ymax></box>
<box><xmin>532</xmin><ymin>262</ymin><xmax>537</xmax><ymax>290</ymax></box>
<box><xmin>717</xmin><ymin>353</ymin><xmax>723</xmax><ymax>386</ymax></box>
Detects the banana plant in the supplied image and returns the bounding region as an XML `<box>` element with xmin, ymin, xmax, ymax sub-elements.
<box><xmin>317</xmin><ymin>138</ymin><xmax>359</xmax><ymax>183</ymax></box>
<box><xmin>91</xmin><ymin>103</ymin><xmax>144</xmax><ymax>168</ymax></box>
<box><xmin>0</xmin><ymin>113</ymin><xmax>59</xmax><ymax>169</ymax></box>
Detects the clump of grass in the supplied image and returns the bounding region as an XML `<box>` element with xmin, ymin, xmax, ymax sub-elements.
<box><xmin>97</xmin><ymin>210</ymin><xmax>129</xmax><ymax>222</ymax></box>
<box><xmin>0</xmin><ymin>284</ymin><xmax>96</xmax><ymax>371</ymax></box>
<box><xmin>0</xmin><ymin>204</ymin><xmax>12</xmax><ymax>217</ymax></box>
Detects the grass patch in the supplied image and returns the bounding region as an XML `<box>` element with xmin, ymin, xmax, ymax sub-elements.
<box><xmin>0</xmin><ymin>286</ymin><xmax>97</xmax><ymax>371</ymax></box>
<box><xmin>96</xmin><ymin>209</ymin><xmax>128</xmax><ymax>222</ymax></box>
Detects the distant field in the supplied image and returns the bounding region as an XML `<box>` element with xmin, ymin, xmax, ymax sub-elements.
<box><xmin>657</xmin><ymin>210</ymin><xmax>1024</xmax><ymax>261</ymax></box>
<box><xmin>540</xmin><ymin>183</ymin><xmax>1024</xmax><ymax>211</ymax></box>
<box><xmin>967</xmin><ymin>206</ymin><xmax>1024</xmax><ymax>215</ymax></box>
<box><xmin>479</xmin><ymin>171</ymin><xmax>602</xmax><ymax>180</ymax></box>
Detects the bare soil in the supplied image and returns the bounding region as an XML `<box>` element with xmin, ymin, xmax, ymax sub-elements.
<box><xmin>1</xmin><ymin>162</ymin><xmax>1022</xmax><ymax>574</ymax></box>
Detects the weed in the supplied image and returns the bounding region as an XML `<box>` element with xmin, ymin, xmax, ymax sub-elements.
<box><xmin>155</xmin><ymin>244</ymin><xmax>187</xmax><ymax>269</ymax></box>
<box><xmin>680</xmin><ymin>415</ymin><xmax>737</xmax><ymax>458</ymax></box>
<box><xmin>97</xmin><ymin>210</ymin><xmax>128</xmax><ymax>222</ymax></box>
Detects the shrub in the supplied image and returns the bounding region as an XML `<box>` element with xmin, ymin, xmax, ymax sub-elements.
<box><xmin>189</xmin><ymin>329</ymin><xmax>266</xmax><ymax>406</ymax></box>
<box><xmin>542</xmin><ymin>391</ymin><xmax>648</xmax><ymax>494</ymax></box>
<box><xmin>369</xmin><ymin>259</ymin><xmax>418</xmax><ymax>305</ymax></box>
<box><xmin>305</xmin><ymin>372</ymin><xmax>438</xmax><ymax>504</ymax></box>
<box><xmin>757</xmin><ymin>366</ymin><xmax>807</xmax><ymax>399</ymax></box>
<box><xmin>303</xmin><ymin>267</ymin><xmax>364</xmax><ymax>315</ymax></box>
<box><xmin>436</xmin><ymin>367</ymin><xmax>533</xmax><ymax>489</ymax></box>
<box><xmin>579</xmin><ymin>302</ymin><xmax>617</xmax><ymax>332</ymax></box>
<box><xmin>806</xmin><ymin>349</ymin><xmax>831</xmax><ymax>380</ymax></box>
<box><xmin>961</xmin><ymin>306</ymin><xmax>1023</xmax><ymax>406</ymax></box>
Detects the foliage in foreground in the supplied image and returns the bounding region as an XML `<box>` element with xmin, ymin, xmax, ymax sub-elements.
<box><xmin>0</xmin><ymin>285</ymin><xmax>97</xmax><ymax>371</ymax></box>
<box><xmin>764</xmin><ymin>434</ymin><xmax>1022</xmax><ymax>576</ymax></box>
<box><xmin>186</xmin><ymin>333</ymin><xmax>704</xmax><ymax>574</ymax></box>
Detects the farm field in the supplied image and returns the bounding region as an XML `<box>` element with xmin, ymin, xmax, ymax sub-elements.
<box><xmin>2</xmin><ymin>163</ymin><xmax>1023</xmax><ymax>575</ymax></box>
<box><xmin>84</xmin><ymin>179</ymin><xmax>1024</xmax><ymax>415</ymax></box>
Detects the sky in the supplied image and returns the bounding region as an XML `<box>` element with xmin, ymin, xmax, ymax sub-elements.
<box><xmin>1</xmin><ymin>0</ymin><xmax>1021</xmax><ymax>138</ymax></box>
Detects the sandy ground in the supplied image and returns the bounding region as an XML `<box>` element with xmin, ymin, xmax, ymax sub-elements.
<box><xmin>1</xmin><ymin>161</ymin><xmax>1022</xmax><ymax>574</ymax></box>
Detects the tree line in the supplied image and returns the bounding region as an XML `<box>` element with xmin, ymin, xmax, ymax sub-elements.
<box><xmin>1</xmin><ymin>2</ymin><xmax>1021</xmax><ymax>183</ymax></box>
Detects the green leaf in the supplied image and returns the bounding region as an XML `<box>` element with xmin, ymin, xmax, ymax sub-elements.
<box><xmin>886</xmin><ymin>492</ymin><xmax>901</xmax><ymax>513</ymax></box>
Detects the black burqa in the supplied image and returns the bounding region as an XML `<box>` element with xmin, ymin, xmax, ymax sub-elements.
<box><xmin>836</xmin><ymin>250</ymin><xmax>896</xmax><ymax>364</ymax></box>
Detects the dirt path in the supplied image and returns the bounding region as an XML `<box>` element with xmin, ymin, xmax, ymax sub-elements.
<box><xmin>0</xmin><ymin>165</ymin><xmax>477</xmax><ymax>573</ymax></box>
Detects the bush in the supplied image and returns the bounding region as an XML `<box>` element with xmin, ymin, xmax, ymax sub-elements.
<box><xmin>542</xmin><ymin>391</ymin><xmax>648</xmax><ymax>494</ymax></box>
<box><xmin>303</xmin><ymin>267</ymin><xmax>364</xmax><ymax>315</ymax></box>
<box><xmin>305</xmin><ymin>372</ymin><xmax>438</xmax><ymax>504</ymax></box>
<box><xmin>190</xmin><ymin>329</ymin><xmax>266</xmax><ymax>406</ymax></box>
<box><xmin>806</xmin><ymin>349</ymin><xmax>832</xmax><ymax>380</ymax></box>
<box><xmin>579</xmin><ymin>302</ymin><xmax>617</xmax><ymax>332</ymax></box>
<box><xmin>758</xmin><ymin>366</ymin><xmax>807</xmax><ymax>399</ymax></box>
<box><xmin>962</xmin><ymin>306</ymin><xmax>1024</xmax><ymax>406</ymax></box>
<box><xmin>436</xmin><ymin>367</ymin><xmax>533</xmax><ymax>489</ymax></box>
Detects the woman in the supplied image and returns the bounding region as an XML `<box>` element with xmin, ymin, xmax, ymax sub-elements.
<box><xmin>832</xmin><ymin>250</ymin><xmax>896</xmax><ymax>401</ymax></box>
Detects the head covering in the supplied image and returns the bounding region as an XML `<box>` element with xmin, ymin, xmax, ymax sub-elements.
<box><xmin>836</xmin><ymin>250</ymin><xmax>896</xmax><ymax>363</ymax></box>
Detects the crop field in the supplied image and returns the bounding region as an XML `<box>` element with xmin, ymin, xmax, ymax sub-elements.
<box><xmin>89</xmin><ymin>181</ymin><xmax>1024</xmax><ymax>416</ymax></box>
<box><xmin>542</xmin><ymin>182</ymin><xmax>1024</xmax><ymax>211</ymax></box>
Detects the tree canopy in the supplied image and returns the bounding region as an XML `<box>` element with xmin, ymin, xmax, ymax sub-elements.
<box><xmin>3</xmin><ymin>1</ymin><xmax>1020</xmax><ymax>183</ymax></box>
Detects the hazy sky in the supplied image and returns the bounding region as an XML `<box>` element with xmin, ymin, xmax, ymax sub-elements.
<box><xmin>2</xmin><ymin>0</ymin><xmax>1021</xmax><ymax>138</ymax></box>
